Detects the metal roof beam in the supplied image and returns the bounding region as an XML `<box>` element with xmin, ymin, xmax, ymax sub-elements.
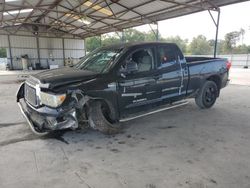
<box><xmin>158</xmin><ymin>0</ymin><xmax>206</xmax><ymax>10</ymax></box>
<box><xmin>78</xmin><ymin>0</ymin><xmax>216</xmax><ymax>38</ymax></box>
<box><xmin>57</xmin><ymin>3</ymin><xmax>122</xmax><ymax>36</ymax></box>
<box><xmin>45</xmin><ymin>0</ymin><xmax>102</xmax><ymax>32</ymax></box>
<box><xmin>0</xmin><ymin>0</ymin><xmax>6</xmax><ymax>26</ymax></box>
<box><xmin>1</xmin><ymin>0</ymin><xmax>249</xmax><ymax>39</ymax></box>
<box><xmin>13</xmin><ymin>0</ymin><xmax>44</xmax><ymax>34</ymax></box>
<box><xmin>46</xmin><ymin>15</ymin><xmax>100</xmax><ymax>36</ymax></box>
<box><xmin>86</xmin><ymin>0</ymin><xmax>153</xmax><ymax>27</ymax></box>
<box><xmin>47</xmin><ymin>0</ymin><xmax>101</xmax><ymax>30</ymax></box>
<box><xmin>35</xmin><ymin>0</ymin><xmax>63</xmax><ymax>22</ymax></box>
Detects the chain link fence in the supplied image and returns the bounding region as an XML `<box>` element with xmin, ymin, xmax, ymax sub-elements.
<box><xmin>218</xmin><ymin>54</ymin><xmax>249</xmax><ymax>68</ymax></box>
<box><xmin>187</xmin><ymin>54</ymin><xmax>250</xmax><ymax>68</ymax></box>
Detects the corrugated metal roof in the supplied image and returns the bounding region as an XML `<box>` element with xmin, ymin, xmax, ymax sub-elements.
<box><xmin>0</xmin><ymin>0</ymin><xmax>248</xmax><ymax>38</ymax></box>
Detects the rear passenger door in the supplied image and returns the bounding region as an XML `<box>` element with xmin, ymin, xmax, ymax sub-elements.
<box><xmin>117</xmin><ymin>47</ymin><xmax>158</xmax><ymax>113</ymax></box>
<box><xmin>155</xmin><ymin>44</ymin><xmax>182</xmax><ymax>100</ymax></box>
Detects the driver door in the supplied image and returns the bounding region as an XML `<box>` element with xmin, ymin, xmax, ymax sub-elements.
<box><xmin>117</xmin><ymin>47</ymin><xmax>157</xmax><ymax>115</ymax></box>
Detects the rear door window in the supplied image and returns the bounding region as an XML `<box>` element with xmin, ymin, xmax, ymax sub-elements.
<box><xmin>157</xmin><ymin>45</ymin><xmax>176</xmax><ymax>68</ymax></box>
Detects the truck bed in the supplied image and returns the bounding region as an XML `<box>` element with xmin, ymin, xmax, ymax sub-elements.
<box><xmin>184</xmin><ymin>56</ymin><xmax>228</xmax><ymax>97</ymax></box>
<box><xmin>185</xmin><ymin>56</ymin><xmax>221</xmax><ymax>65</ymax></box>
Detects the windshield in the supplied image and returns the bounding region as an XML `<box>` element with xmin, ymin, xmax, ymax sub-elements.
<box><xmin>75</xmin><ymin>48</ymin><xmax>123</xmax><ymax>73</ymax></box>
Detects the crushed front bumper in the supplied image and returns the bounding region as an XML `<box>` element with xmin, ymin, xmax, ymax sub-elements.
<box><xmin>17</xmin><ymin>83</ymin><xmax>79</xmax><ymax>135</ymax></box>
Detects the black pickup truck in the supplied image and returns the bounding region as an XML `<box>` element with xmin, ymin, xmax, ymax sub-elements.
<box><xmin>17</xmin><ymin>42</ymin><xmax>231</xmax><ymax>135</ymax></box>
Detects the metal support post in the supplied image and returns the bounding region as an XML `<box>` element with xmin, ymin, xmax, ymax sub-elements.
<box><xmin>62</xmin><ymin>38</ymin><xmax>65</xmax><ymax>62</ymax></box>
<box><xmin>36</xmin><ymin>36</ymin><xmax>41</xmax><ymax>66</ymax></box>
<box><xmin>149</xmin><ymin>22</ymin><xmax>159</xmax><ymax>41</ymax></box>
<box><xmin>208</xmin><ymin>8</ymin><xmax>220</xmax><ymax>58</ymax></box>
<box><xmin>156</xmin><ymin>22</ymin><xmax>159</xmax><ymax>41</ymax></box>
<box><xmin>7</xmin><ymin>35</ymin><xmax>13</xmax><ymax>70</ymax></box>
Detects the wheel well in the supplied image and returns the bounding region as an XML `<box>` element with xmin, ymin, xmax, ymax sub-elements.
<box><xmin>207</xmin><ymin>75</ymin><xmax>221</xmax><ymax>90</ymax></box>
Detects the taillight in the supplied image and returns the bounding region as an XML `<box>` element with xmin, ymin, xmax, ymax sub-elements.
<box><xmin>226</xmin><ymin>60</ymin><xmax>231</xmax><ymax>70</ymax></box>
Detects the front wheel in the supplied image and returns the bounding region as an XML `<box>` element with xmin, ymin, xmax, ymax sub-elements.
<box><xmin>88</xmin><ymin>100</ymin><xmax>121</xmax><ymax>134</ymax></box>
<box><xmin>195</xmin><ymin>81</ymin><xmax>218</xmax><ymax>109</ymax></box>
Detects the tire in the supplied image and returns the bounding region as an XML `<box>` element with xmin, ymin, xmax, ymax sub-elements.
<box><xmin>195</xmin><ymin>81</ymin><xmax>218</xmax><ymax>109</ymax></box>
<box><xmin>88</xmin><ymin>100</ymin><xmax>121</xmax><ymax>134</ymax></box>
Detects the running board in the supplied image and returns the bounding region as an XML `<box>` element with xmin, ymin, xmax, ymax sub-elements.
<box><xmin>119</xmin><ymin>100</ymin><xmax>189</xmax><ymax>122</ymax></box>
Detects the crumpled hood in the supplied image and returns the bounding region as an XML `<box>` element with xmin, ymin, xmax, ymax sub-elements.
<box><xmin>31</xmin><ymin>67</ymin><xmax>98</xmax><ymax>88</ymax></box>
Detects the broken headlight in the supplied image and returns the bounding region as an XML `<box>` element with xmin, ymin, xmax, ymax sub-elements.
<box><xmin>40</xmin><ymin>91</ymin><xmax>66</xmax><ymax>108</ymax></box>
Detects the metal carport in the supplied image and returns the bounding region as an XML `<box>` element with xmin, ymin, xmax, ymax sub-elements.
<box><xmin>0</xmin><ymin>0</ymin><xmax>248</xmax><ymax>69</ymax></box>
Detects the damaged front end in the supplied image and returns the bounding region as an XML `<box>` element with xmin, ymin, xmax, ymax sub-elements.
<box><xmin>16</xmin><ymin>79</ymin><xmax>88</xmax><ymax>136</ymax></box>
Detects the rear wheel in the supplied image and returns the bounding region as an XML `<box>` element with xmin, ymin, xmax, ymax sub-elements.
<box><xmin>88</xmin><ymin>100</ymin><xmax>121</xmax><ymax>134</ymax></box>
<box><xmin>195</xmin><ymin>81</ymin><xmax>218</xmax><ymax>109</ymax></box>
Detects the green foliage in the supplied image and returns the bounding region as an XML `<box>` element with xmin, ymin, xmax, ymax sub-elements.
<box><xmin>224</xmin><ymin>31</ymin><xmax>240</xmax><ymax>51</ymax></box>
<box><xmin>0</xmin><ymin>48</ymin><xmax>7</xmax><ymax>58</ymax></box>
<box><xmin>144</xmin><ymin>30</ymin><xmax>158</xmax><ymax>41</ymax></box>
<box><xmin>144</xmin><ymin>30</ymin><xmax>166</xmax><ymax>42</ymax></box>
<box><xmin>85</xmin><ymin>36</ymin><xmax>101</xmax><ymax>52</ymax></box>
<box><xmin>219</xmin><ymin>29</ymin><xmax>249</xmax><ymax>54</ymax></box>
<box><xmin>165</xmin><ymin>36</ymin><xmax>188</xmax><ymax>53</ymax></box>
<box><xmin>214</xmin><ymin>40</ymin><xmax>226</xmax><ymax>55</ymax></box>
<box><xmin>101</xmin><ymin>35</ymin><xmax>120</xmax><ymax>46</ymax></box>
<box><xmin>233</xmin><ymin>44</ymin><xmax>250</xmax><ymax>54</ymax></box>
<box><xmin>189</xmin><ymin>35</ymin><xmax>212</xmax><ymax>55</ymax></box>
<box><xmin>85</xmin><ymin>29</ymin><xmax>188</xmax><ymax>53</ymax></box>
<box><xmin>85</xmin><ymin>28</ymin><xmax>250</xmax><ymax>55</ymax></box>
<box><xmin>123</xmin><ymin>28</ymin><xmax>146</xmax><ymax>42</ymax></box>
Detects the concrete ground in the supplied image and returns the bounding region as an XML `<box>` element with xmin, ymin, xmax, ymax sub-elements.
<box><xmin>0</xmin><ymin>68</ymin><xmax>250</xmax><ymax>188</ymax></box>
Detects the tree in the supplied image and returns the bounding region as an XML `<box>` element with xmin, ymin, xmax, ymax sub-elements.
<box><xmin>216</xmin><ymin>40</ymin><xmax>227</xmax><ymax>55</ymax></box>
<box><xmin>102</xmin><ymin>35</ymin><xmax>120</xmax><ymax>46</ymax></box>
<box><xmin>233</xmin><ymin>44</ymin><xmax>250</xmax><ymax>54</ymax></box>
<box><xmin>123</xmin><ymin>28</ymin><xmax>145</xmax><ymax>42</ymax></box>
<box><xmin>144</xmin><ymin>30</ymin><xmax>158</xmax><ymax>41</ymax></box>
<box><xmin>0</xmin><ymin>48</ymin><xmax>7</xmax><ymax>58</ymax></box>
<box><xmin>240</xmin><ymin>28</ymin><xmax>245</xmax><ymax>45</ymax></box>
<box><xmin>165</xmin><ymin>36</ymin><xmax>188</xmax><ymax>54</ymax></box>
<box><xmin>85</xmin><ymin>28</ymin><xmax>250</xmax><ymax>55</ymax></box>
<box><xmin>189</xmin><ymin>35</ymin><xmax>212</xmax><ymax>55</ymax></box>
<box><xmin>224</xmin><ymin>31</ymin><xmax>240</xmax><ymax>52</ymax></box>
<box><xmin>85</xmin><ymin>36</ymin><xmax>101</xmax><ymax>52</ymax></box>
<box><xmin>144</xmin><ymin>30</ymin><xmax>166</xmax><ymax>41</ymax></box>
<box><xmin>85</xmin><ymin>29</ymin><xmax>147</xmax><ymax>52</ymax></box>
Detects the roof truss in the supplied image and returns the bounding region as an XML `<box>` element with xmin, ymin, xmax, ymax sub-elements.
<box><xmin>0</xmin><ymin>0</ymin><xmax>248</xmax><ymax>38</ymax></box>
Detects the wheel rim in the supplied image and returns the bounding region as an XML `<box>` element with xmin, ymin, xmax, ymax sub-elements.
<box><xmin>204</xmin><ymin>86</ymin><xmax>216</xmax><ymax>105</ymax></box>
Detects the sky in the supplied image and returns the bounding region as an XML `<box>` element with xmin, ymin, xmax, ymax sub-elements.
<box><xmin>135</xmin><ymin>1</ymin><xmax>250</xmax><ymax>45</ymax></box>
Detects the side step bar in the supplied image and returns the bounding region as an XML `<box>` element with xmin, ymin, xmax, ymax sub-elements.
<box><xmin>119</xmin><ymin>100</ymin><xmax>189</xmax><ymax>122</ymax></box>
